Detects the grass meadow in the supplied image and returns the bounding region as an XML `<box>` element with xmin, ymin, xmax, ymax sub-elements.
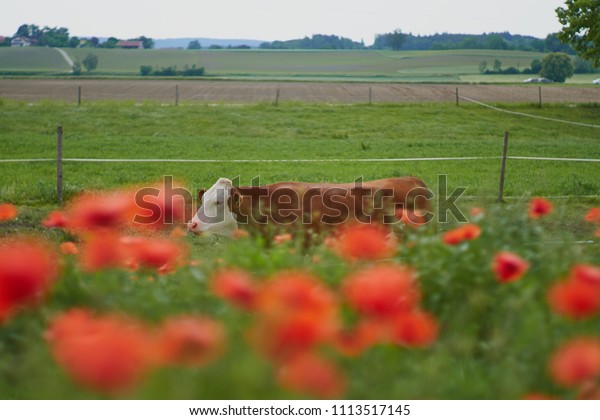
<box><xmin>0</xmin><ymin>98</ymin><xmax>599</xmax><ymax>399</ymax></box>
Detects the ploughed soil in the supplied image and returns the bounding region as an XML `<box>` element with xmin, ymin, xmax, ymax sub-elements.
<box><xmin>1</xmin><ymin>79</ymin><xmax>598</xmax><ymax>104</ymax></box>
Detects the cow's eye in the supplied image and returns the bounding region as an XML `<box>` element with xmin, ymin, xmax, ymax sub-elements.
<box><xmin>216</xmin><ymin>200</ymin><xmax>223</xmax><ymax>205</ymax></box>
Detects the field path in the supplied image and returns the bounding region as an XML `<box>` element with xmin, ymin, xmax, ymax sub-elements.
<box><xmin>54</xmin><ymin>48</ymin><xmax>74</xmax><ymax>71</ymax></box>
<box><xmin>0</xmin><ymin>79</ymin><xmax>598</xmax><ymax>103</ymax></box>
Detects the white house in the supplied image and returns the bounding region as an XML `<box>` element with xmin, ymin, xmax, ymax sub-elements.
<box><xmin>11</xmin><ymin>36</ymin><xmax>32</xmax><ymax>47</ymax></box>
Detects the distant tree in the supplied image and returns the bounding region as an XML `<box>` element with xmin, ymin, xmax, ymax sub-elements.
<box><xmin>40</xmin><ymin>26</ymin><xmax>70</xmax><ymax>47</ymax></box>
<box><xmin>68</xmin><ymin>36</ymin><xmax>80</xmax><ymax>48</ymax></box>
<box><xmin>140</xmin><ymin>65</ymin><xmax>153</xmax><ymax>76</ymax></box>
<box><xmin>187</xmin><ymin>40</ymin><xmax>202</xmax><ymax>50</ymax></box>
<box><xmin>493</xmin><ymin>59</ymin><xmax>502</xmax><ymax>72</ymax></box>
<box><xmin>82</xmin><ymin>53</ymin><xmax>98</xmax><ymax>73</ymax></box>
<box><xmin>16</xmin><ymin>24</ymin><xmax>30</xmax><ymax>38</ymax></box>
<box><xmin>573</xmin><ymin>56</ymin><xmax>596</xmax><ymax>74</ymax></box>
<box><xmin>133</xmin><ymin>36</ymin><xmax>154</xmax><ymax>49</ymax></box>
<box><xmin>99</xmin><ymin>37</ymin><xmax>118</xmax><ymax>48</ymax></box>
<box><xmin>530</xmin><ymin>58</ymin><xmax>542</xmax><ymax>74</ymax></box>
<box><xmin>556</xmin><ymin>0</ymin><xmax>600</xmax><ymax>66</ymax></box>
<box><xmin>540</xmin><ymin>53</ymin><xmax>574</xmax><ymax>82</ymax></box>
<box><xmin>478</xmin><ymin>60</ymin><xmax>488</xmax><ymax>73</ymax></box>
<box><xmin>72</xmin><ymin>60</ymin><xmax>82</xmax><ymax>75</ymax></box>
<box><xmin>208</xmin><ymin>44</ymin><xmax>223</xmax><ymax>49</ymax></box>
<box><xmin>90</xmin><ymin>37</ymin><xmax>99</xmax><ymax>47</ymax></box>
<box><xmin>387</xmin><ymin>29</ymin><xmax>406</xmax><ymax>50</ymax></box>
<box><xmin>544</xmin><ymin>33</ymin><xmax>573</xmax><ymax>53</ymax></box>
<box><xmin>487</xmin><ymin>34</ymin><xmax>508</xmax><ymax>50</ymax></box>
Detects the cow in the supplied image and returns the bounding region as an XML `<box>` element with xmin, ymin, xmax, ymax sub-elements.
<box><xmin>187</xmin><ymin>177</ymin><xmax>431</xmax><ymax>238</ymax></box>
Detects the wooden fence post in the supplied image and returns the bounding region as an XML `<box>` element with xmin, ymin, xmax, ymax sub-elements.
<box><xmin>369</xmin><ymin>86</ymin><xmax>372</xmax><ymax>105</ymax></box>
<box><xmin>78</xmin><ymin>86</ymin><xmax>81</xmax><ymax>106</ymax></box>
<box><xmin>497</xmin><ymin>131</ymin><xmax>509</xmax><ymax>203</ymax></box>
<box><xmin>456</xmin><ymin>87</ymin><xmax>459</xmax><ymax>106</ymax></box>
<box><xmin>57</xmin><ymin>126</ymin><xmax>63</xmax><ymax>205</ymax></box>
<box><xmin>175</xmin><ymin>84</ymin><xmax>179</xmax><ymax>106</ymax></box>
<box><xmin>538</xmin><ymin>86</ymin><xmax>542</xmax><ymax>108</ymax></box>
<box><xmin>275</xmin><ymin>88</ymin><xmax>280</xmax><ymax>106</ymax></box>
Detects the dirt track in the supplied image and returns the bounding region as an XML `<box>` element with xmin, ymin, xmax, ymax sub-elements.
<box><xmin>0</xmin><ymin>79</ymin><xmax>598</xmax><ymax>104</ymax></box>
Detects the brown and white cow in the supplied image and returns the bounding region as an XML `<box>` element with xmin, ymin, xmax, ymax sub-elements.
<box><xmin>187</xmin><ymin>177</ymin><xmax>431</xmax><ymax>237</ymax></box>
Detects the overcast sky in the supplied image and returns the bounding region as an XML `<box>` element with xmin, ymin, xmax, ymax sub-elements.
<box><xmin>1</xmin><ymin>0</ymin><xmax>567</xmax><ymax>44</ymax></box>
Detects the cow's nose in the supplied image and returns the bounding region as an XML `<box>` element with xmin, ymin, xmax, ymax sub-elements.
<box><xmin>187</xmin><ymin>220</ymin><xmax>199</xmax><ymax>231</ymax></box>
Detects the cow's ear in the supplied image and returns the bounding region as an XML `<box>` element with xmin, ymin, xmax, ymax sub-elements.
<box><xmin>197</xmin><ymin>189</ymin><xmax>206</xmax><ymax>201</ymax></box>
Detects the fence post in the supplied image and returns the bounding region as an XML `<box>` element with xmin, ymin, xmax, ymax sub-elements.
<box><xmin>175</xmin><ymin>84</ymin><xmax>179</xmax><ymax>106</ymax></box>
<box><xmin>497</xmin><ymin>131</ymin><xmax>509</xmax><ymax>203</ymax></box>
<box><xmin>538</xmin><ymin>86</ymin><xmax>542</xmax><ymax>108</ymax></box>
<box><xmin>275</xmin><ymin>88</ymin><xmax>280</xmax><ymax>107</ymax></box>
<box><xmin>456</xmin><ymin>87</ymin><xmax>459</xmax><ymax>106</ymax></box>
<box><xmin>369</xmin><ymin>86</ymin><xmax>372</xmax><ymax>106</ymax></box>
<box><xmin>57</xmin><ymin>126</ymin><xmax>63</xmax><ymax>205</ymax></box>
<box><xmin>78</xmin><ymin>86</ymin><xmax>81</xmax><ymax>106</ymax></box>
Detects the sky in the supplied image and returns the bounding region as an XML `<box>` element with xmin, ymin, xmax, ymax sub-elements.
<box><xmin>1</xmin><ymin>0</ymin><xmax>568</xmax><ymax>44</ymax></box>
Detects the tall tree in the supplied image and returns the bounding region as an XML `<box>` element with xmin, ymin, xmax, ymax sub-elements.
<box><xmin>82</xmin><ymin>53</ymin><xmax>98</xmax><ymax>73</ymax></box>
<box><xmin>387</xmin><ymin>30</ymin><xmax>406</xmax><ymax>50</ymax></box>
<box><xmin>556</xmin><ymin>0</ymin><xmax>600</xmax><ymax>66</ymax></box>
<box><xmin>187</xmin><ymin>40</ymin><xmax>202</xmax><ymax>50</ymax></box>
<box><xmin>540</xmin><ymin>53</ymin><xmax>574</xmax><ymax>82</ymax></box>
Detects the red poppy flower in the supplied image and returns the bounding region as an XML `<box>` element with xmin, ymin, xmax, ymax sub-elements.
<box><xmin>80</xmin><ymin>232</ymin><xmax>127</xmax><ymax>272</ymax></box>
<box><xmin>60</xmin><ymin>241</ymin><xmax>79</xmax><ymax>255</ymax></box>
<box><xmin>67</xmin><ymin>191</ymin><xmax>137</xmax><ymax>231</ymax></box>
<box><xmin>390</xmin><ymin>310</ymin><xmax>439</xmax><ymax>348</ymax></box>
<box><xmin>529</xmin><ymin>197</ymin><xmax>553</xmax><ymax>219</ymax></box>
<box><xmin>469</xmin><ymin>207</ymin><xmax>485</xmax><ymax>217</ymax></box>
<box><xmin>343</xmin><ymin>264</ymin><xmax>420</xmax><ymax>319</ymax></box>
<box><xmin>571</xmin><ymin>264</ymin><xmax>600</xmax><ymax>287</ymax></box>
<box><xmin>42</xmin><ymin>210</ymin><xmax>69</xmax><ymax>228</ymax></box>
<box><xmin>548</xmin><ymin>279</ymin><xmax>600</xmax><ymax>319</ymax></box>
<box><xmin>549</xmin><ymin>337</ymin><xmax>600</xmax><ymax>387</ymax></box>
<box><xmin>125</xmin><ymin>236</ymin><xmax>185</xmax><ymax>272</ymax></box>
<box><xmin>334</xmin><ymin>224</ymin><xmax>395</xmax><ymax>260</ymax></box>
<box><xmin>210</xmin><ymin>268</ymin><xmax>257</xmax><ymax>310</ymax></box>
<box><xmin>156</xmin><ymin>316</ymin><xmax>226</xmax><ymax>367</ymax></box>
<box><xmin>0</xmin><ymin>204</ymin><xmax>17</xmax><ymax>221</ymax></box>
<box><xmin>585</xmin><ymin>208</ymin><xmax>600</xmax><ymax>224</ymax></box>
<box><xmin>492</xmin><ymin>251</ymin><xmax>530</xmax><ymax>283</ymax></box>
<box><xmin>277</xmin><ymin>353</ymin><xmax>346</xmax><ymax>398</ymax></box>
<box><xmin>273</xmin><ymin>233</ymin><xmax>293</xmax><ymax>245</ymax></box>
<box><xmin>395</xmin><ymin>209</ymin><xmax>427</xmax><ymax>228</ymax></box>
<box><xmin>333</xmin><ymin>320</ymin><xmax>384</xmax><ymax>357</ymax></box>
<box><xmin>46</xmin><ymin>309</ymin><xmax>153</xmax><ymax>394</ymax></box>
<box><xmin>442</xmin><ymin>224</ymin><xmax>481</xmax><ymax>245</ymax></box>
<box><xmin>0</xmin><ymin>238</ymin><xmax>59</xmax><ymax>321</ymax></box>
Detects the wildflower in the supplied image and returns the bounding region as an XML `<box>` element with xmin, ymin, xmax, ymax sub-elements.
<box><xmin>442</xmin><ymin>224</ymin><xmax>481</xmax><ymax>245</ymax></box>
<box><xmin>169</xmin><ymin>226</ymin><xmax>187</xmax><ymax>239</ymax></box>
<box><xmin>585</xmin><ymin>208</ymin><xmax>600</xmax><ymax>224</ymax></box>
<box><xmin>251</xmin><ymin>271</ymin><xmax>339</xmax><ymax>359</ymax></box>
<box><xmin>210</xmin><ymin>268</ymin><xmax>257</xmax><ymax>310</ymax></box>
<box><xmin>68</xmin><ymin>191</ymin><xmax>138</xmax><ymax>231</ymax></box>
<box><xmin>46</xmin><ymin>309</ymin><xmax>153</xmax><ymax>394</ymax></box>
<box><xmin>125</xmin><ymin>236</ymin><xmax>185</xmax><ymax>272</ymax></box>
<box><xmin>469</xmin><ymin>207</ymin><xmax>485</xmax><ymax>218</ymax></box>
<box><xmin>80</xmin><ymin>232</ymin><xmax>126</xmax><ymax>272</ymax></box>
<box><xmin>343</xmin><ymin>264</ymin><xmax>420</xmax><ymax>319</ymax></box>
<box><xmin>492</xmin><ymin>251</ymin><xmax>530</xmax><ymax>283</ymax></box>
<box><xmin>548</xmin><ymin>278</ymin><xmax>600</xmax><ymax>319</ymax></box>
<box><xmin>390</xmin><ymin>311</ymin><xmax>439</xmax><ymax>348</ymax></box>
<box><xmin>42</xmin><ymin>210</ymin><xmax>69</xmax><ymax>228</ymax></box>
<box><xmin>232</xmin><ymin>229</ymin><xmax>250</xmax><ymax>239</ymax></box>
<box><xmin>60</xmin><ymin>241</ymin><xmax>79</xmax><ymax>255</ymax></box>
<box><xmin>549</xmin><ymin>337</ymin><xmax>600</xmax><ymax>387</ymax></box>
<box><xmin>0</xmin><ymin>238</ymin><xmax>59</xmax><ymax>321</ymax></box>
<box><xmin>395</xmin><ymin>208</ymin><xmax>427</xmax><ymax>228</ymax></box>
<box><xmin>334</xmin><ymin>224</ymin><xmax>395</xmax><ymax>260</ymax></box>
<box><xmin>0</xmin><ymin>204</ymin><xmax>17</xmax><ymax>221</ymax></box>
<box><xmin>277</xmin><ymin>353</ymin><xmax>346</xmax><ymax>398</ymax></box>
<box><xmin>529</xmin><ymin>197</ymin><xmax>553</xmax><ymax>219</ymax></box>
<box><xmin>156</xmin><ymin>316</ymin><xmax>226</xmax><ymax>367</ymax></box>
<box><xmin>273</xmin><ymin>233</ymin><xmax>292</xmax><ymax>245</ymax></box>
<box><xmin>571</xmin><ymin>264</ymin><xmax>600</xmax><ymax>286</ymax></box>
<box><xmin>333</xmin><ymin>321</ymin><xmax>383</xmax><ymax>357</ymax></box>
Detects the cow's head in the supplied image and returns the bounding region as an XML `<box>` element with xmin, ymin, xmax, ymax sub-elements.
<box><xmin>187</xmin><ymin>178</ymin><xmax>239</xmax><ymax>236</ymax></box>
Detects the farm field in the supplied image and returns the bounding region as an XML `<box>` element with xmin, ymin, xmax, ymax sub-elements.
<box><xmin>0</xmin><ymin>99</ymin><xmax>599</xmax><ymax>399</ymax></box>
<box><xmin>1</xmin><ymin>79</ymin><xmax>599</xmax><ymax>103</ymax></box>
<box><xmin>1</xmin><ymin>47</ymin><xmax>598</xmax><ymax>83</ymax></box>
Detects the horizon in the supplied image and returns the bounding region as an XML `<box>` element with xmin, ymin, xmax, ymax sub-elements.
<box><xmin>1</xmin><ymin>0</ymin><xmax>566</xmax><ymax>45</ymax></box>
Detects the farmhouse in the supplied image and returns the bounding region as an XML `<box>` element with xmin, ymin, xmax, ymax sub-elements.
<box><xmin>116</xmin><ymin>40</ymin><xmax>144</xmax><ymax>49</ymax></box>
<box><xmin>11</xmin><ymin>36</ymin><xmax>32</xmax><ymax>47</ymax></box>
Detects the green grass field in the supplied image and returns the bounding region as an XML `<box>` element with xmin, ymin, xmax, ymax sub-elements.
<box><xmin>0</xmin><ymin>99</ymin><xmax>599</xmax><ymax>399</ymax></box>
<box><xmin>3</xmin><ymin>47</ymin><xmax>594</xmax><ymax>83</ymax></box>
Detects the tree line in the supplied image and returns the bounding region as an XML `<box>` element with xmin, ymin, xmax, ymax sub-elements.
<box><xmin>1</xmin><ymin>24</ymin><xmax>154</xmax><ymax>49</ymax></box>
